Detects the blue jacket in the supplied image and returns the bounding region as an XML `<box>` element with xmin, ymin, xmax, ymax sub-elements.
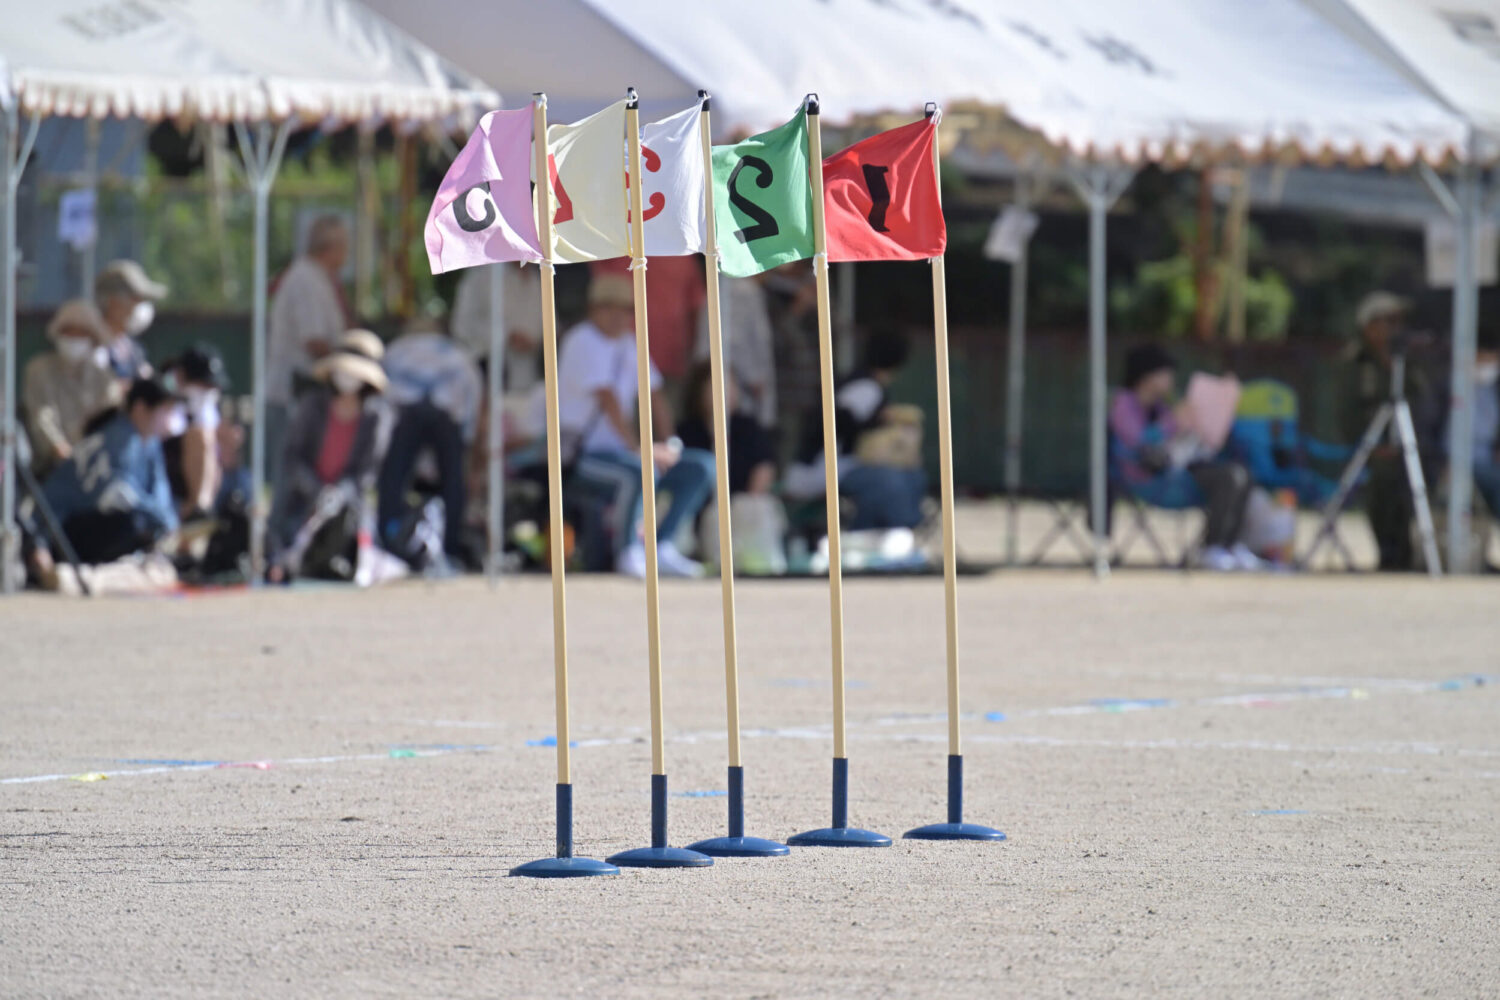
<box><xmin>43</xmin><ymin>412</ymin><xmax>179</xmax><ymax>536</ymax></box>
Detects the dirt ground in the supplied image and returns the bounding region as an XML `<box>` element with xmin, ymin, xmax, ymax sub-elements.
<box><xmin>2</xmin><ymin>507</ymin><xmax>1498</xmax><ymax>998</ymax></box>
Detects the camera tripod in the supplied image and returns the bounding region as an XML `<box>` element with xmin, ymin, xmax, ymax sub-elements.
<box><xmin>1299</xmin><ymin>350</ymin><xmax>1441</xmax><ymax>576</ymax></box>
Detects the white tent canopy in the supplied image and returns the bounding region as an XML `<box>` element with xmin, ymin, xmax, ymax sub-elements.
<box><xmin>0</xmin><ymin>0</ymin><xmax>496</xmax><ymax>125</ymax></box>
<box><xmin>1</xmin><ymin>0</ymin><xmax>498</xmax><ymax>592</ymax></box>
<box><xmin>365</xmin><ymin>0</ymin><xmax>1465</xmax><ymax>163</ymax></box>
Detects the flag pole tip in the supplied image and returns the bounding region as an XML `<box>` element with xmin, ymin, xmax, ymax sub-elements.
<box><xmin>805</xmin><ymin>94</ymin><xmax>820</xmax><ymax>116</ymax></box>
<box><xmin>925</xmin><ymin>102</ymin><xmax>939</xmax><ymax>120</ymax></box>
<box><xmin>699</xmin><ymin>89</ymin><xmax>711</xmax><ymax>111</ymax></box>
<box><xmin>626</xmin><ymin>87</ymin><xmax>639</xmax><ymax>108</ymax></box>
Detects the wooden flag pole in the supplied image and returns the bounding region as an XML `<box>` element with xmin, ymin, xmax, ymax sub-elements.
<box><xmin>787</xmin><ymin>95</ymin><xmax>890</xmax><ymax>849</ymax></box>
<box><xmin>511</xmin><ymin>93</ymin><xmax>617</xmax><ymax>878</ymax></box>
<box><xmin>685</xmin><ymin>91</ymin><xmax>788</xmax><ymax>859</ymax></box>
<box><xmin>904</xmin><ymin>104</ymin><xmax>1005</xmax><ymax>842</ymax></box>
<box><xmin>607</xmin><ymin>88</ymin><xmax>712</xmax><ymax>870</ymax></box>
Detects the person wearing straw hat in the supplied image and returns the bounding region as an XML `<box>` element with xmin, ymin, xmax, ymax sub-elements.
<box><xmin>22</xmin><ymin>299</ymin><xmax>122</xmax><ymax>479</ymax></box>
<box><xmin>267</xmin><ymin>329</ymin><xmax>386</xmax><ymax>581</ymax></box>
<box><xmin>93</xmin><ymin>260</ymin><xmax>167</xmax><ymax>383</ymax></box>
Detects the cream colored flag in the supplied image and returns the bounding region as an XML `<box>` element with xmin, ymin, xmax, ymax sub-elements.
<box><xmin>545</xmin><ymin>99</ymin><xmax>630</xmax><ymax>263</ymax></box>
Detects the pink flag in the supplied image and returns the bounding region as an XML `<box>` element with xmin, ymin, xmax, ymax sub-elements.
<box><xmin>425</xmin><ymin>106</ymin><xmax>544</xmax><ymax>274</ymax></box>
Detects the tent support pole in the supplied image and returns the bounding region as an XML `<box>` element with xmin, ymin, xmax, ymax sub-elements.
<box><xmin>2</xmin><ymin>106</ymin><xmax>40</xmax><ymax>596</ymax></box>
<box><xmin>1066</xmin><ymin>165</ymin><xmax>1131</xmax><ymax>580</ymax></box>
<box><xmin>1003</xmin><ymin>176</ymin><xmax>1031</xmax><ymax>566</ymax></box>
<box><xmin>235</xmin><ymin>120</ymin><xmax>293</xmax><ymax>586</ymax></box>
<box><xmin>1420</xmin><ymin>141</ymin><xmax>1482</xmax><ymax>575</ymax></box>
<box><xmin>487</xmin><ymin>263</ymin><xmax>506</xmax><ymax>583</ymax></box>
<box><xmin>1447</xmin><ymin>136</ymin><xmax>1481</xmax><ymax>574</ymax></box>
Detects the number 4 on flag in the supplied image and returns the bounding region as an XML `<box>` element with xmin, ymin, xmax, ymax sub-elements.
<box><xmin>823</xmin><ymin>118</ymin><xmax>945</xmax><ymax>263</ymax></box>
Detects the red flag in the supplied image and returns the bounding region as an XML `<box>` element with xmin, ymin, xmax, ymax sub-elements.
<box><xmin>823</xmin><ymin>118</ymin><xmax>945</xmax><ymax>263</ymax></box>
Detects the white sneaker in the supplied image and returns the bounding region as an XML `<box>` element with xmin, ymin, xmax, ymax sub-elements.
<box><xmin>657</xmin><ymin>540</ymin><xmax>705</xmax><ymax>579</ymax></box>
<box><xmin>1199</xmin><ymin>545</ymin><xmax>1238</xmax><ymax>572</ymax></box>
<box><xmin>1230</xmin><ymin>543</ymin><xmax>1266</xmax><ymax>572</ymax></box>
<box><xmin>616</xmin><ymin>543</ymin><xmax>647</xmax><ymax>578</ymax></box>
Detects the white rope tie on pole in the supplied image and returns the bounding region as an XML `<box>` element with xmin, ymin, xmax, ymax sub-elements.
<box><xmin>628</xmin><ymin>256</ymin><xmax>648</xmax><ymax>271</ymax></box>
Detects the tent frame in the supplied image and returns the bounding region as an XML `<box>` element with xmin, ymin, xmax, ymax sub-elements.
<box><xmin>2</xmin><ymin>105</ymin><xmax>41</xmax><ymax>594</ymax></box>
<box><xmin>232</xmin><ymin>121</ymin><xmax>293</xmax><ymax>581</ymax></box>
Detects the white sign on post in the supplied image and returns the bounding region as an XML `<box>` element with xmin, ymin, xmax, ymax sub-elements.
<box><xmin>1424</xmin><ymin>216</ymin><xmax>1498</xmax><ymax>287</ymax></box>
<box><xmin>983</xmin><ymin>205</ymin><xmax>1039</xmax><ymax>263</ymax></box>
<box><xmin>57</xmin><ymin>188</ymin><xmax>98</xmax><ymax>250</ymax></box>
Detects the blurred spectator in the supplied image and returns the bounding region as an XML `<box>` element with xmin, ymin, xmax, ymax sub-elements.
<box><xmin>555</xmin><ymin>275</ymin><xmax>713</xmax><ymax>578</ymax></box>
<box><xmin>695</xmin><ymin>272</ymin><xmax>777</xmax><ymax>428</ymax></box>
<box><xmin>678</xmin><ymin>361</ymin><xmax>776</xmax><ymax>496</ymax></box>
<box><xmin>788</xmin><ymin>328</ymin><xmax>928</xmax><ymax>531</ymax></box>
<box><xmin>268</xmin><ymin>330</ymin><xmax>385</xmax><ymax>580</ymax></box>
<box><xmin>451</xmin><ymin>263</ymin><xmax>542</xmax><ymax>394</ymax></box>
<box><xmin>591</xmin><ymin>256</ymin><xmax>704</xmax><ymax>396</ymax></box>
<box><xmin>266</xmin><ymin>215</ymin><xmax>350</xmax><ymax>483</ymax></box>
<box><xmin>37</xmin><ymin>376</ymin><xmax>181</xmax><ymax>566</ymax></box>
<box><xmin>1342</xmin><ymin>291</ymin><xmax>1425</xmax><ymax>570</ymax></box>
<box><xmin>162</xmin><ymin>345</ymin><xmax>228</xmax><ymax>518</ymax></box>
<box><xmin>22</xmin><ymin>299</ymin><xmax>121</xmax><ymax>479</ymax></box>
<box><xmin>1454</xmin><ymin>331</ymin><xmax>1500</xmax><ymax>517</ymax></box>
<box><xmin>94</xmin><ymin>260</ymin><xmax>166</xmax><ymax>382</ymax></box>
<box><xmin>377</xmin><ymin>320</ymin><xmax>483</xmax><ymax>571</ymax></box>
<box><xmin>1110</xmin><ymin>344</ymin><xmax>1257</xmax><ymax>571</ymax></box>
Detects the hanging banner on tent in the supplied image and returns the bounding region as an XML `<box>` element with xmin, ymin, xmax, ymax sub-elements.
<box><xmin>711</xmin><ymin>110</ymin><xmax>814</xmax><ymax>277</ymax></box>
<box><xmin>548</xmin><ymin>99</ymin><xmax>631</xmax><ymax>263</ymax></box>
<box><xmin>639</xmin><ymin>104</ymin><xmax>706</xmax><ymax>257</ymax></box>
<box><xmin>425</xmin><ymin>106</ymin><xmax>543</xmax><ymax>274</ymax></box>
<box><xmin>824</xmin><ymin>119</ymin><xmax>945</xmax><ymax>263</ymax></box>
<box><xmin>983</xmin><ymin>205</ymin><xmax>1039</xmax><ymax>263</ymax></box>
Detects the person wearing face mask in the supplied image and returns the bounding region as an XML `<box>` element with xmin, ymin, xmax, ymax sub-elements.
<box><xmin>93</xmin><ymin>260</ymin><xmax>167</xmax><ymax>383</ymax></box>
<box><xmin>34</xmin><ymin>376</ymin><xmax>182</xmax><ymax>567</ymax></box>
<box><xmin>22</xmin><ymin>299</ymin><xmax>122</xmax><ymax>479</ymax></box>
<box><xmin>162</xmin><ymin>345</ymin><xmax>229</xmax><ymax>520</ymax></box>
<box><xmin>267</xmin><ymin>329</ymin><xmax>386</xmax><ymax>580</ymax></box>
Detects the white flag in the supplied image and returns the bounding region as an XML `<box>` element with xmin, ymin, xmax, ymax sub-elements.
<box><xmin>547</xmin><ymin>99</ymin><xmax>631</xmax><ymax>264</ymax></box>
<box><xmin>638</xmin><ymin>104</ymin><xmax>706</xmax><ymax>257</ymax></box>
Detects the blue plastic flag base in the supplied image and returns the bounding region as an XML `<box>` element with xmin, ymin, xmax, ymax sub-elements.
<box><xmin>509</xmin><ymin>856</ymin><xmax>620</xmax><ymax>878</ymax></box>
<box><xmin>686</xmin><ymin>835</ymin><xmax>790</xmax><ymax>858</ymax></box>
<box><xmin>902</xmin><ymin>822</ymin><xmax>1007</xmax><ymax>842</ymax></box>
<box><xmin>605</xmin><ymin>846</ymin><xmax>714</xmax><ymax>868</ymax></box>
<box><xmin>786</xmin><ymin>826</ymin><xmax>892</xmax><ymax>848</ymax></box>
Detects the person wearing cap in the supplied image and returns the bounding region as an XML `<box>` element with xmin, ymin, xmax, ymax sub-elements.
<box><xmin>552</xmin><ymin>274</ymin><xmax>715</xmax><ymax>578</ymax></box>
<box><xmin>162</xmin><ymin>345</ymin><xmax>230</xmax><ymax>519</ymax></box>
<box><xmin>267</xmin><ymin>329</ymin><xmax>385</xmax><ymax>579</ymax></box>
<box><xmin>22</xmin><ymin>299</ymin><xmax>122</xmax><ymax>479</ymax></box>
<box><xmin>266</xmin><ymin>215</ymin><xmax>351</xmax><ymax>485</ymax></box>
<box><xmin>35</xmin><ymin>376</ymin><xmax>182</xmax><ymax>568</ymax></box>
<box><xmin>94</xmin><ymin>259</ymin><xmax>167</xmax><ymax>382</ymax></box>
<box><xmin>1109</xmin><ymin>344</ymin><xmax>1258</xmax><ymax>571</ymax></box>
<box><xmin>1343</xmin><ymin>291</ymin><xmax>1427</xmax><ymax>570</ymax></box>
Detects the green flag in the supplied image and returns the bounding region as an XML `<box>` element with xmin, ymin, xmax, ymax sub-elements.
<box><xmin>711</xmin><ymin>110</ymin><xmax>814</xmax><ymax>277</ymax></box>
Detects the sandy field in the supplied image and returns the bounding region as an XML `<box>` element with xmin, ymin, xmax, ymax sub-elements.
<box><xmin>2</xmin><ymin>506</ymin><xmax>1498</xmax><ymax>998</ymax></box>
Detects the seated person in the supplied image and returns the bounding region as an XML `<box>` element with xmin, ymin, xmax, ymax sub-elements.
<box><xmin>267</xmin><ymin>330</ymin><xmax>386</xmax><ymax>580</ymax></box>
<box><xmin>378</xmin><ymin>319</ymin><xmax>483</xmax><ymax>571</ymax></box>
<box><xmin>1451</xmin><ymin>331</ymin><xmax>1500</xmax><ymax>518</ymax></box>
<box><xmin>36</xmin><ymin>376</ymin><xmax>181</xmax><ymax>567</ymax></box>
<box><xmin>788</xmin><ymin>328</ymin><xmax>928</xmax><ymax>531</ymax></box>
<box><xmin>162</xmin><ymin>345</ymin><xmax>229</xmax><ymax>519</ymax></box>
<box><xmin>554</xmin><ymin>274</ymin><xmax>715</xmax><ymax>578</ymax></box>
<box><xmin>677</xmin><ymin>361</ymin><xmax>777</xmax><ymax>496</ymax></box>
<box><xmin>1109</xmin><ymin>344</ymin><xmax>1257</xmax><ymax>571</ymax></box>
<box><xmin>22</xmin><ymin>299</ymin><xmax>121</xmax><ymax>480</ymax></box>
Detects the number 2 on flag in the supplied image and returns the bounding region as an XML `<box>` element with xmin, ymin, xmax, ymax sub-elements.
<box><xmin>728</xmin><ymin>155</ymin><xmax>780</xmax><ymax>244</ymax></box>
